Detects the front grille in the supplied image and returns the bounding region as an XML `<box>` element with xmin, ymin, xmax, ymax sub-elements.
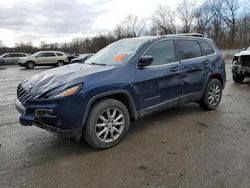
<box><xmin>240</xmin><ymin>55</ymin><xmax>250</xmax><ymax>67</ymax></box>
<box><xmin>17</xmin><ymin>84</ymin><xmax>33</xmax><ymax>104</ymax></box>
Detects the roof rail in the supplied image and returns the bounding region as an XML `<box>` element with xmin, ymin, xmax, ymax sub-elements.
<box><xmin>162</xmin><ymin>33</ymin><xmax>205</xmax><ymax>38</ymax></box>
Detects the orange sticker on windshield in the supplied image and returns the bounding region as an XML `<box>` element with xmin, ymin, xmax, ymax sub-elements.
<box><xmin>114</xmin><ymin>54</ymin><xmax>125</xmax><ymax>62</ymax></box>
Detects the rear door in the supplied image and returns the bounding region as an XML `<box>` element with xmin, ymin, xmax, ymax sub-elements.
<box><xmin>175</xmin><ymin>40</ymin><xmax>211</xmax><ymax>99</ymax></box>
<box><xmin>135</xmin><ymin>40</ymin><xmax>182</xmax><ymax>110</ymax></box>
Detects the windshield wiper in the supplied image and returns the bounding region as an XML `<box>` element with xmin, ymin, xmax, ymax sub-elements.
<box><xmin>91</xmin><ymin>61</ymin><xmax>106</xmax><ymax>66</ymax></box>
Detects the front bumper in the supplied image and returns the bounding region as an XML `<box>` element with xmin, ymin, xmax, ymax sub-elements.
<box><xmin>15</xmin><ymin>94</ymin><xmax>87</xmax><ymax>139</ymax></box>
<box><xmin>18</xmin><ymin>62</ymin><xmax>26</xmax><ymax>67</ymax></box>
<box><xmin>232</xmin><ymin>65</ymin><xmax>250</xmax><ymax>76</ymax></box>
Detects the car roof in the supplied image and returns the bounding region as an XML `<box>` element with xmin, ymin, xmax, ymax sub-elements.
<box><xmin>123</xmin><ymin>34</ymin><xmax>211</xmax><ymax>44</ymax></box>
<box><xmin>37</xmin><ymin>51</ymin><xmax>65</xmax><ymax>53</ymax></box>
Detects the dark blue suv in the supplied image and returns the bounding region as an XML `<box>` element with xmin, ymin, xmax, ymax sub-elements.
<box><xmin>15</xmin><ymin>34</ymin><xmax>226</xmax><ymax>149</ymax></box>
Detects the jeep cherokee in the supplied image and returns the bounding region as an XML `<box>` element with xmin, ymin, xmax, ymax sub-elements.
<box><xmin>15</xmin><ymin>34</ymin><xmax>226</xmax><ymax>149</ymax></box>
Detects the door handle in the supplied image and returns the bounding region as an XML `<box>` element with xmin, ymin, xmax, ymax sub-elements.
<box><xmin>202</xmin><ymin>61</ymin><xmax>210</xmax><ymax>65</ymax></box>
<box><xmin>170</xmin><ymin>66</ymin><xmax>180</xmax><ymax>72</ymax></box>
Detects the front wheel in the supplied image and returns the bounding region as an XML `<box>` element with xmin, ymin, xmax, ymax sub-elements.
<box><xmin>26</xmin><ymin>61</ymin><xmax>35</xmax><ymax>69</ymax></box>
<box><xmin>232</xmin><ymin>73</ymin><xmax>244</xmax><ymax>83</ymax></box>
<box><xmin>83</xmin><ymin>99</ymin><xmax>130</xmax><ymax>149</ymax></box>
<box><xmin>199</xmin><ymin>79</ymin><xmax>222</xmax><ymax>111</ymax></box>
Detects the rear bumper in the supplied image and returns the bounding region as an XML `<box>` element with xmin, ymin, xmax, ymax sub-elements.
<box><xmin>15</xmin><ymin>94</ymin><xmax>87</xmax><ymax>139</ymax></box>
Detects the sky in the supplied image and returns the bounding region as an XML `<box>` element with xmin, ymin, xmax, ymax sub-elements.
<box><xmin>0</xmin><ymin>0</ymin><xmax>181</xmax><ymax>47</ymax></box>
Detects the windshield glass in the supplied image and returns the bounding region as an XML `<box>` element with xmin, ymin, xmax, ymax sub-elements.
<box><xmin>85</xmin><ymin>38</ymin><xmax>150</xmax><ymax>66</ymax></box>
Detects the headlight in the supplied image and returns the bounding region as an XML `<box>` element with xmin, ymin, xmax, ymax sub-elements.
<box><xmin>51</xmin><ymin>84</ymin><xmax>81</xmax><ymax>98</ymax></box>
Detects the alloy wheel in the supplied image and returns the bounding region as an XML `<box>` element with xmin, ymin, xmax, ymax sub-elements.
<box><xmin>208</xmin><ymin>83</ymin><xmax>221</xmax><ymax>106</ymax></box>
<box><xmin>95</xmin><ymin>108</ymin><xmax>125</xmax><ymax>143</ymax></box>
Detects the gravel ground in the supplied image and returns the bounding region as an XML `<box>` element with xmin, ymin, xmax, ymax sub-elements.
<box><xmin>0</xmin><ymin>64</ymin><xmax>250</xmax><ymax>188</ymax></box>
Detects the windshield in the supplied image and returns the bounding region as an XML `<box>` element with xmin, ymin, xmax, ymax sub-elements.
<box><xmin>0</xmin><ymin>53</ymin><xmax>7</xmax><ymax>57</ymax></box>
<box><xmin>85</xmin><ymin>38</ymin><xmax>150</xmax><ymax>66</ymax></box>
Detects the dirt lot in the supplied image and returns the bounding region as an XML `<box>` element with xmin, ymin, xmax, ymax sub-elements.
<box><xmin>0</xmin><ymin>64</ymin><xmax>250</xmax><ymax>188</ymax></box>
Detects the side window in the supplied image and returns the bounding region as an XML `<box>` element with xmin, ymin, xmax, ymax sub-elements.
<box><xmin>56</xmin><ymin>52</ymin><xmax>63</xmax><ymax>56</ymax></box>
<box><xmin>144</xmin><ymin>40</ymin><xmax>176</xmax><ymax>66</ymax></box>
<box><xmin>175</xmin><ymin>40</ymin><xmax>202</xmax><ymax>60</ymax></box>
<box><xmin>3</xmin><ymin>54</ymin><xmax>11</xmax><ymax>58</ymax></box>
<box><xmin>45</xmin><ymin>52</ymin><xmax>56</xmax><ymax>57</ymax></box>
<box><xmin>199</xmin><ymin>41</ymin><xmax>215</xmax><ymax>55</ymax></box>
<box><xmin>37</xmin><ymin>53</ymin><xmax>46</xmax><ymax>57</ymax></box>
<box><xmin>12</xmin><ymin>53</ymin><xmax>22</xmax><ymax>57</ymax></box>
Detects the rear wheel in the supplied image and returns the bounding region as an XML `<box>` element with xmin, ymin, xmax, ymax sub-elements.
<box><xmin>57</xmin><ymin>61</ymin><xmax>64</xmax><ymax>67</ymax></box>
<box><xmin>232</xmin><ymin>73</ymin><xmax>244</xmax><ymax>83</ymax></box>
<box><xmin>199</xmin><ymin>79</ymin><xmax>222</xmax><ymax>110</ymax></box>
<box><xmin>26</xmin><ymin>61</ymin><xmax>35</xmax><ymax>69</ymax></box>
<box><xmin>84</xmin><ymin>99</ymin><xmax>130</xmax><ymax>149</ymax></box>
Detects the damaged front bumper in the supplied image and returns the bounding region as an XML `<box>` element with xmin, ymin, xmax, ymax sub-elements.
<box><xmin>15</xmin><ymin>94</ymin><xmax>87</xmax><ymax>139</ymax></box>
<box><xmin>232</xmin><ymin>65</ymin><xmax>250</xmax><ymax>76</ymax></box>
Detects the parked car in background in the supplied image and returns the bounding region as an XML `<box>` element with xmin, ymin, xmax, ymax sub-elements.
<box><xmin>66</xmin><ymin>53</ymin><xmax>79</xmax><ymax>62</ymax></box>
<box><xmin>0</xmin><ymin>53</ymin><xmax>29</xmax><ymax>65</ymax></box>
<box><xmin>232</xmin><ymin>46</ymin><xmax>250</xmax><ymax>83</ymax></box>
<box><xmin>15</xmin><ymin>34</ymin><xmax>226</xmax><ymax>149</ymax></box>
<box><xmin>18</xmin><ymin>51</ymin><xmax>69</xmax><ymax>69</ymax></box>
<box><xmin>70</xmin><ymin>53</ymin><xmax>94</xmax><ymax>64</ymax></box>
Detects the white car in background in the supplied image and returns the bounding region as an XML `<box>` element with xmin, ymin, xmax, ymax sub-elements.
<box><xmin>18</xmin><ymin>51</ymin><xmax>69</xmax><ymax>69</ymax></box>
<box><xmin>232</xmin><ymin>46</ymin><xmax>250</xmax><ymax>83</ymax></box>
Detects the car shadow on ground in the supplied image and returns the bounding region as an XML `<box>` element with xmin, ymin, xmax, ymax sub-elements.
<box><xmin>34</xmin><ymin>103</ymin><xmax>206</xmax><ymax>155</ymax></box>
<box><xmin>19</xmin><ymin>66</ymin><xmax>55</xmax><ymax>71</ymax></box>
<box><xmin>128</xmin><ymin>104</ymin><xmax>204</xmax><ymax>135</ymax></box>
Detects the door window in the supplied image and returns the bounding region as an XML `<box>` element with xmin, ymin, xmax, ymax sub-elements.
<box><xmin>175</xmin><ymin>40</ymin><xmax>202</xmax><ymax>60</ymax></box>
<box><xmin>144</xmin><ymin>40</ymin><xmax>176</xmax><ymax>66</ymax></box>
<box><xmin>45</xmin><ymin>52</ymin><xmax>56</xmax><ymax>57</ymax></box>
<box><xmin>37</xmin><ymin>53</ymin><xmax>47</xmax><ymax>57</ymax></box>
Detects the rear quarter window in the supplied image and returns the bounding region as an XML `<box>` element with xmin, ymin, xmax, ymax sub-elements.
<box><xmin>199</xmin><ymin>41</ymin><xmax>215</xmax><ymax>55</ymax></box>
<box><xmin>175</xmin><ymin>40</ymin><xmax>202</xmax><ymax>60</ymax></box>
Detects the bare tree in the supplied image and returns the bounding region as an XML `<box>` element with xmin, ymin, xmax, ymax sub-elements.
<box><xmin>114</xmin><ymin>24</ymin><xmax>133</xmax><ymax>39</ymax></box>
<box><xmin>151</xmin><ymin>5</ymin><xmax>176</xmax><ymax>35</ymax></box>
<box><xmin>221</xmin><ymin>0</ymin><xmax>240</xmax><ymax>45</ymax></box>
<box><xmin>177</xmin><ymin>0</ymin><xmax>197</xmax><ymax>33</ymax></box>
<box><xmin>194</xmin><ymin>2</ymin><xmax>212</xmax><ymax>34</ymax></box>
<box><xmin>118</xmin><ymin>14</ymin><xmax>147</xmax><ymax>37</ymax></box>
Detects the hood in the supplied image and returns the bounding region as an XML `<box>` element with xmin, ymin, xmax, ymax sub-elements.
<box><xmin>234</xmin><ymin>50</ymin><xmax>250</xmax><ymax>57</ymax></box>
<box><xmin>22</xmin><ymin>63</ymin><xmax>115</xmax><ymax>98</ymax></box>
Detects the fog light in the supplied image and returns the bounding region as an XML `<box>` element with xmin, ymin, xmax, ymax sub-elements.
<box><xmin>35</xmin><ymin>109</ymin><xmax>54</xmax><ymax>117</ymax></box>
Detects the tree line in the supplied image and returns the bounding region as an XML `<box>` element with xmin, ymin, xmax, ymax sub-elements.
<box><xmin>0</xmin><ymin>0</ymin><xmax>249</xmax><ymax>55</ymax></box>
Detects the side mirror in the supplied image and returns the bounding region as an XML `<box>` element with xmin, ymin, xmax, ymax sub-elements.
<box><xmin>138</xmin><ymin>56</ymin><xmax>154</xmax><ymax>68</ymax></box>
<box><xmin>35</xmin><ymin>56</ymin><xmax>38</xmax><ymax>58</ymax></box>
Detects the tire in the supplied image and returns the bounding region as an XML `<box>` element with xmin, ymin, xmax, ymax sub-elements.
<box><xmin>199</xmin><ymin>79</ymin><xmax>222</xmax><ymax>111</ymax></box>
<box><xmin>57</xmin><ymin>61</ymin><xmax>64</xmax><ymax>67</ymax></box>
<box><xmin>83</xmin><ymin>99</ymin><xmax>130</xmax><ymax>149</ymax></box>
<box><xmin>232</xmin><ymin>73</ymin><xmax>244</xmax><ymax>83</ymax></box>
<box><xmin>26</xmin><ymin>61</ymin><xmax>35</xmax><ymax>69</ymax></box>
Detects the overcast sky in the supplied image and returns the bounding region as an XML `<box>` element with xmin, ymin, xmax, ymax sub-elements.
<box><xmin>0</xmin><ymin>0</ymin><xmax>181</xmax><ymax>47</ymax></box>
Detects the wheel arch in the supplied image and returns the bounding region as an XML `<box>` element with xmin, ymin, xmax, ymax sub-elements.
<box><xmin>208</xmin><ymin>74</ymin><xmax>224</xmax><ymax>88</ymax></box>
<box><xmin>81</xmin><ymin>90</ymin><xmax>138</xmax><ymax>129</ymax></box>
<box><xmin>26</xmin><ymin>60</ymin><xmax>36</xmax><ymax>65</ymax></box>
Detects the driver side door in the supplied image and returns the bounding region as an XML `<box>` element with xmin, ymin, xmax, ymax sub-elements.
<box><xmin>135</xmin><ymin>40</ymin><xmax>182</xmax><ymax>113</ymax></box>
